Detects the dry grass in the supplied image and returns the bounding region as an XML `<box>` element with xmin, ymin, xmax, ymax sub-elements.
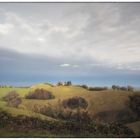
<box><xmin>0</xmin><ymin>83</ymin><xmax>137</xmax><ymax>122</ymax></box>
<box><xmin>126</xmin><ymin>121</ymin><xmax>140</xmax><ymax>136</ymax></box>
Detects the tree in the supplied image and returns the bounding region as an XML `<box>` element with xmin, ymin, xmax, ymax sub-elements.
<box><xmin>62</xmin><ymin>96</ymin><xmax>88</xmax><ymax>109</ymax></box>
<box><xmin>81</xmin><ymin>85</ymin><xmax>88</xmax><ymax>89</ymax></box>
<box><xmin>112</xmin><ymin>85</ymin><xmax>116</xmax><ymax>90</ymax></box>
<box><xmin>65</xmin><ymin>81</ymin><xmax>72</xmax><ymax>86</ymax></box>
<box><xmin>3</xmin><ymin>91</ymin><xmax>22</xmax><ymax>108</ymax></box>
<box><xmin>127</xmin><ymin>85</ymin><xmax>134</xmax><ymax>92</ymax></box>
<box><xmin>57</xmin><ymin>81</ymin><xmax>63</xmax><ymax>86</ymax></box>
<box><xmin>26</xmin><ymin>88</ymin><xmax>54</xmax><ymax>100</ymax></box>
<box><xmin>120</xmin><ymin>86</ymin><xmax>127</xmax><ymax>91</ymax></box>
<box><xmin>129</xmin><ymin>94</ymin><xmax>140</xmax><ymax>117</ymax></box>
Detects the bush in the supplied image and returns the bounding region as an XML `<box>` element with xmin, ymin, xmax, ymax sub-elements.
<box><xmin>112</xmin><ymin>85</ymin><xmax>134</xmax><ymax>91</ymax></box>
<box><xmin>65</xmin><ymin>81</ymin><xmax>72</xmax><ymax>86</ymax></box>
<box><xmin>0</xmin><ymin>111</ymin><xmax>135</xmax><ymax>137</ymax></box>
<box><xmin>26</xmin><ymin>88</ymin><xmax>54</xmax><ymax>100</ymax></box>
<box><xmin>120</xmin><ymin>87</ymin><xmax>128</xmax><ymax>91</ymax></box>
<box><xmin>31</xmin><ymin>103</ymin><xmax>91</xmax><ymax>123</ymax></box>
<box><xmin>31</xmin><ymin>104</ymin><xmax>56</xmax><ymax>117</ymax></box>
<box><xmin>116</xmin><ymin>109</ymin><xmax>138</xmax><ymax>123</ymax></box>
<box><xmin>62</xmin><ymin>96</ymin><xmax>88</xmax><ymax>109</ymax></box>
<box><xmin>57</xmin><ymin>81</ymin><xmax>63</xmax><ymax>86</ymax></box>
<box><xmin>107</xmin><ymin>122</ymin><xmax>135</xmax><ymax>137</ymax></box>
<box><xmin>112</xmin><ymin>85</ymin><xmax>116</xmax><ymax>90</ymax></box>
<box><xmin>31</xmin><ymin>98</ymin><xmax>89</xmax><ymax>122</ymax></box>
<box><xmin>81</xmin><ymin>85</ymin><xmax>88</xmax><ymax>89</ymax></box>
<box><xmin>128</xmin><ymin>94</ymin><xmax>140</xmax><ymax>117</ymax></box>
<box><xmin>127</xmin><ymin>85</ymin><xmax>134</xmax><ymax>92</ymax></box>
<box><xmin>31</xmin><ymin>102</ymin><xmax>69</xmax><ymax>120</ymax></box>
<box><xmin>88</xmin><ymin>87</ymin><xmax>108</xmax><ymax>91</ymax></box>
<box><xmin>3</xmin><ymin>91</ymin><xmax>22</xmax><ymax>108</ymax></box>
<box><xmin>93</xmin><ymin>108</ymin><xmax>138</xmax><ymax>124</ymax></box>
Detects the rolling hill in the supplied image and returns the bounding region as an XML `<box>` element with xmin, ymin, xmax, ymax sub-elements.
<box><xmin>0</xmin><ymin>83</ymin><xmax>139</xmax><ymax>137</ymax></box>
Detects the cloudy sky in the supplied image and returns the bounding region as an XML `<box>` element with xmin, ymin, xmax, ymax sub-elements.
<box><xmin>0</xmin><ymin>3</ymin><xmax>140</xmax><ymax>86</ymax></box>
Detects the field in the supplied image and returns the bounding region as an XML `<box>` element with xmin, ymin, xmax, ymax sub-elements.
<box><xmin>0</xmin><ymin>83</ymin><xmax>139</xmax><ymax>137</ymax></box>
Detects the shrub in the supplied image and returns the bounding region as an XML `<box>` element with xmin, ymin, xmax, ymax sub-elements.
<box><xmin>112</xmin><ymin>85</ymin><xmax>120</xmax><ymax>90</ymax></box>
<box><xmin>88</xmin><ymin>87</ymin><xmax>108</xmax><ymax>91</ymax></box>
<box><xmin>127</xmin><ymin>85</ymin><xmax>134</xmax><ymax>92</ymax></box>
<box><xmin>120</xmin><ymin>86</ymin><xmax>127</xmax><ymax>91</ymax></box>
<box><xmin>128</xmin><ymin>94</ymin><xmax>140</xmax><ymax>117</ymax></box>
<box><xmin>31</xmin><ymin>103</ymin><xmax>91</xmax><ymax>124</ymax></box>
<box><xmin>57</xmin><ymin>81</ymin><xmax>63</xmax><ymax>86</ymax></box>
<box><xmin>81</xmin><ymin>85</ymin><xmax>88</xmax><ymax>89</ymax></box>
<box><xmin>31</xmin><ymin>103</ymin><xmax>59</xmax><ymax>119</ymax></box>
<box><xmin>62</xmin><ymin>96</ymin><xmax>88</xmax><ymax>109</ymax></box>
<box><xmin>107</xmin><ymin>122</ymin><xmax>135</xmax><ymax>137</ymax></box>
<box><xmin>112</xmin><ymin>85</ymin><xmax>116</xmax><ymax>90</ymax></box>
<box><xmin>26</xmin><ymin>88</ymin><xmax>54</xmax><ymax>100</ymax></box>
<box><xmin>69</xmin><ymin>109</ymin><xmax>91</xmax><ymax>123</ymax></box>
<box><xmin>116</xmin><ymin>109</ymin><xmax>137</xmax><ymax>123</ymax></box>
<box><xmin>3</xmin><ymin>91</ymin><xmax>22</xmax><ymax>108</ymax></box>
<box><xmin>0</xmin><ymin>111</ymin><xmax>135</xmax><ymax>137</ymax></box>
<box><xmin>31</xmin><ymin>104</ymin><xmax>56</xmax><ymax>117</ymax></box>
<box><xmin>65</xmin><ymin>81</ymin><xmax>72</xmax><ymax>86</ymax></box>
<box><xmin>112</xmin><ymin>85</ymin><xmax>134</xmax><ymax>91</ymax></box>
<box><xmin>93</xmin><ymin>108</ymin><xmax>138</xmax><ymax>124</ymax></box>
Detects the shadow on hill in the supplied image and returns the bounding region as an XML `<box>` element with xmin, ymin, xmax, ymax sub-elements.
<box><xmin>93</xmin><ymin>94</ymin><xmax>140</xmax><ymax>124</ymax></box>
<box><xmin>93</xmin><ymin>109</ymin><xmax>138</xmax><ymax>124</ymax></box>
<box><xmin>0</xmin><ymin>111</ymin><xmax>135</xmax><ymax>138</ymax></box>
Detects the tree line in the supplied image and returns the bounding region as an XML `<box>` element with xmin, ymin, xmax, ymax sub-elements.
<box><xmin>112</xmin><ymin>85</ymin><xmax>134</xmax><ymax>91</ymax></box>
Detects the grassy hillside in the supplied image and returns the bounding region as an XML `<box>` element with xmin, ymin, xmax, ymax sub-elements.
<box><xmin>0</xmin><ymin>83</ymin><xmax>139</xmax><ymax>137</ymax></box>
<box><xmin>0</xmin><ymin>86</ymin><xmax>57</xmax><ymax>121</ymax></box>
<box><xmin>0</xmin><ymin>84</ymin><xmax>135</xmax><ymax>118</ymax></box>
<box><xmin>24</xmin><ymin>84</ymin><xmax>134</xmax><ymax>118</ymax></box>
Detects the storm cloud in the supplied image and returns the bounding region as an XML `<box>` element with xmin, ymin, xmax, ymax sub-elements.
<box><xmin>0</xmin><ymin>3</ymin><xmax>140</xmax><ymax>86</ymax></box>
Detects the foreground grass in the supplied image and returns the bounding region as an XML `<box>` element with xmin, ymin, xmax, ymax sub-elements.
<box><xmin>0</xmin><ymin>129</ymin><xmax>117</xmax><ymax>138</ymax></box>
<box><xmin>0</xmin><ymin>128</ymin><xmax>77</xmax><ymax>138</ymax></box>
<box><xmin>126</xmin><ymin>121</ymin><xmax>140</xmax><ymax>137</ymax></box>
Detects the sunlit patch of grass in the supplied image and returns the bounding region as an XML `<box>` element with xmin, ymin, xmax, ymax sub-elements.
<box><xmin>0</xmin><ymin>87</ymin><xmax>30</xmax><ymax>98</ymax></box>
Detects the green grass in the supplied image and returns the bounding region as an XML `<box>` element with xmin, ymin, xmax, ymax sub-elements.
<box><xmin>0</xmin><ymin>101</ymin><xmax>56</xmax><ymax>121</ymax></box>
<box><xmin>0</xmin><ymin>129</ymin><xmax>75</xmax><ymax>138</ymax></box>
<box><xmin>0</xmin><ymin>129</ymin><xmax>117</xmax><ymax>138</ymax></box>
<box><xmin>0</xmin><ymin>83</ymin><xmax>139</xmax><ymax>137</ymax></box>
<box><xmin>0</xmin><ymin>87</ymin><xmax>30</xmax><ymax>98</ymax></box>
<box><xmin>0</xmin><ymin>84</ymin><xmax>135</xmax><ymax>118</ymax></box>
<box><xmin>0</xmin><ymin>85</ymin><xmax>58</xmax><ymax>121</ymax></box>
<box><xmin>23</xmin><ymin>84</ymin><xmax>134</xmax><ymax>116</ymax></box>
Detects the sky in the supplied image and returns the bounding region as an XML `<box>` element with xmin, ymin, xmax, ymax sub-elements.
<box><xmin>0</xmin><ymin>2</ymin><xmax>140</xmax><ymax>86</ymax></box>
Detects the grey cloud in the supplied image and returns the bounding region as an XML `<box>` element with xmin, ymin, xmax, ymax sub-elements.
<box><xmin>0</xmin><ymin>3</ymin><xmax>140</xmax><ymax>86</ymax></box>
<box><xmin>0</xmin><ymin>3</ymin><xmax>140</xmax><ymax>66</ymax></box>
